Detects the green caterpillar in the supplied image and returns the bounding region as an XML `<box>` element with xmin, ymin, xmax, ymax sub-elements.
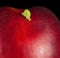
<box><xmin>21</xmin><ymin>9</ymin><xmax>31</xmax><ymax>21</ymax></box>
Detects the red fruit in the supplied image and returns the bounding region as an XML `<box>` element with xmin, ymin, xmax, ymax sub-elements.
<box><xmin>0</xmin><ymin>7</ymin><xmax>60</xmax><ymax>58</ymax></box>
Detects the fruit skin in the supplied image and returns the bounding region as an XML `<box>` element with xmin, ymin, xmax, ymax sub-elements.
<box><xmin>0</xmin><ymin>6</ymin><xmax>60</xmax><ymax>58</ymax></box>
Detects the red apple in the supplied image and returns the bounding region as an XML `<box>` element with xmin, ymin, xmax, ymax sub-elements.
<box><xmin>0</xmin><ymin>6</ymin><xmax>60</xmax><ymax>58</ymax></box>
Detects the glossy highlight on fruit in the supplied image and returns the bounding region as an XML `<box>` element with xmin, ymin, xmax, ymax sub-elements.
<box><xmin>0</xmin><ymin>6</ymin><xmax>60</xmax><ymax>58</ymax></box>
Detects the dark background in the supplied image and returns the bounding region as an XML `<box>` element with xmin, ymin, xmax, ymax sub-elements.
<box><xmin>0</xmin><ymin>0</ymin><xmax>60</xmax><ymax>20</ymax></box>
